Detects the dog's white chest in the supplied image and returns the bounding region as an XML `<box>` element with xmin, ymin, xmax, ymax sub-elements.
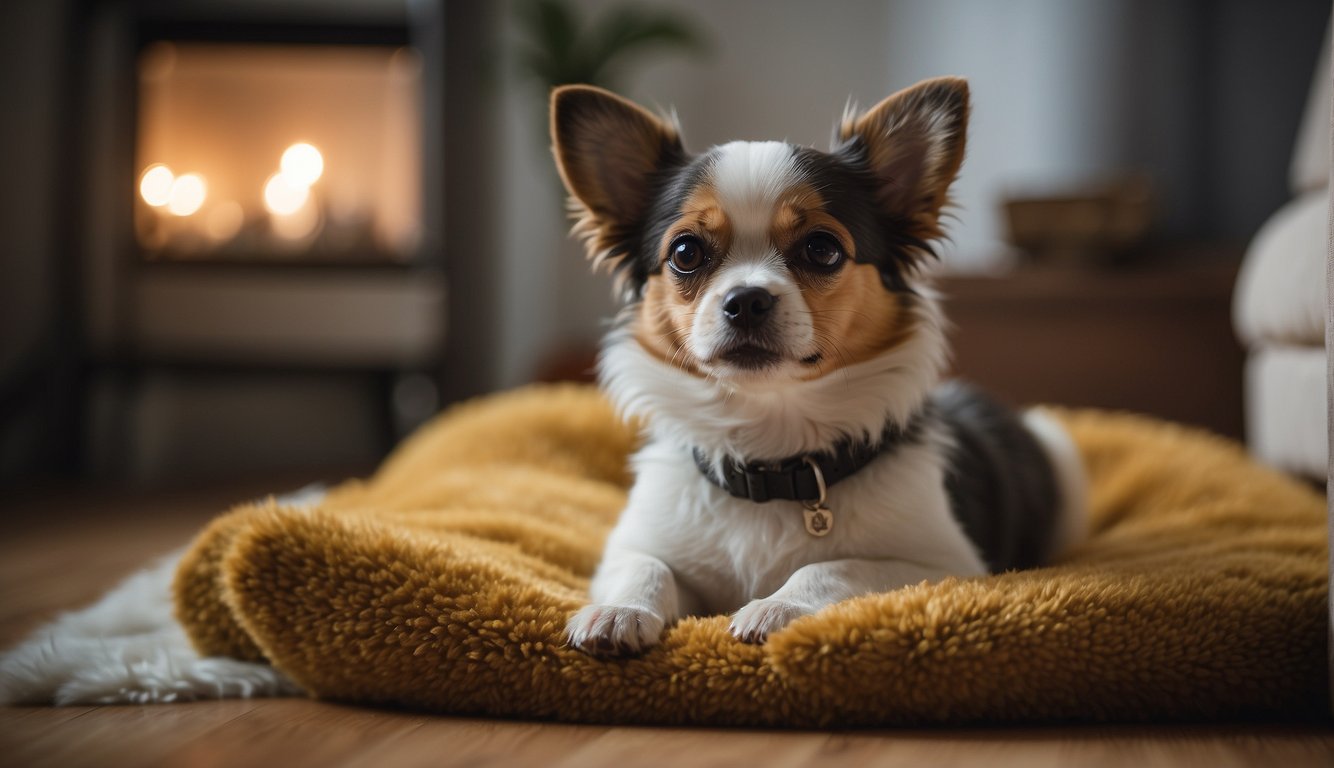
<box><xmin>609</xmin><ymin>446</ymin><xmax>821</xmax><ymax>611</ymax></box>
<box><xmin>607</xmin><ymin>438</ymin><xmax>967</xmax><ymax>614</ymax></box>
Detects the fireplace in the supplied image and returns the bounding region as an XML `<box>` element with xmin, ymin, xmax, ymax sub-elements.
<box><xmin>72</xmin><ymin>3</ymin><xmax>451</xmax><ymax>479</ymax></box>
<box><xmin>133</xmin><ymin>39</ymin><xmax>423</xmax><ymax>264</ymax></box>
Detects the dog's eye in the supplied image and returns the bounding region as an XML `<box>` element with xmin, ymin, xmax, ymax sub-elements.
<box><xmin>804</xmin><ymin>233</ymin><xmax>845</xmax><ymax>268</ymax></box>
<box><xmin>668</xmin><ymin>235</ymin><xmax>707</xmax><ymax>274</ymax></box>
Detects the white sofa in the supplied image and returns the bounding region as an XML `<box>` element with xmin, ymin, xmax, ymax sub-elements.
<box><xmin>1233</xmin><ymin>24</ymin><xmax>1329</xmax><ymax>480</ymax></box>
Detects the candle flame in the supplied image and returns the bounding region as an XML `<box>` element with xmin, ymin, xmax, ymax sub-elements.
<box><xmin>280</xmin><ymin>143</ymin><xmax>324</xmax><ymax>187</ymax></box>
<box><xmin>139</xmin><ymin>164</ymin><xmax>175</xmax><ymax>207</ymax></box>
<box><xmin>166</xmin><ymin>173</ymin><xmax>207</xmax><ymax>216</ymax></box>
<box><xmin>264</xmin><ymin>173</ymin><xmax>310</xmax><ymax>216</ymax></box>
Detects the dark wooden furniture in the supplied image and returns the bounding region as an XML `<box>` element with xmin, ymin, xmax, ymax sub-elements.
<box><xmin>941</xmin><ymin>258</ymin><xmax>1245</xmax><ymax>439</ymax></box>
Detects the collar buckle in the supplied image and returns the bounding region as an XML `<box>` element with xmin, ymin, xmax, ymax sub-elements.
<box><xmin>742</xmin><ymin>464</ymin><xmax>771</xmax><ymax>503</ymax></box>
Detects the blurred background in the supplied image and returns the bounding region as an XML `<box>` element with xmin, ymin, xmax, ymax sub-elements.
<box><xmin>0</xmin><ymin>0</ymin><xmax>1328</xmax><ymax>489</ymax></box>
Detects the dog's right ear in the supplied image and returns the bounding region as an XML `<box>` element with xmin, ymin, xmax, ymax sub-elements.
<box><xmin>551</xmin><ymin>85</ymin><xmax>685</xmax><ymax>278</ymax></box>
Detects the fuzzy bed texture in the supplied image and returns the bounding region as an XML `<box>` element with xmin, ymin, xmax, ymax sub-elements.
<box><xmin>175</xmin><ymin>384</ymin><xmax>1327</xmax><ymax>726</ymax></box>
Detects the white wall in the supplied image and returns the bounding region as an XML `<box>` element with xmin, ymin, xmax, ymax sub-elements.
<box><xmin>627</xmin><ymin>0</ymin><xmax>896</xmax><ymax>148</ymax></box>
<box><xmin>495</xmin><ymin>5</ymin><xmax>573</xmax><ymax>387</ymax></box>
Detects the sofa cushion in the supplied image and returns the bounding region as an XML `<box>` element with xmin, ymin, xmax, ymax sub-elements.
<box><xmin>1246</xmin><ymin>345</ymin><xmax>1329</xmax><ymax>479</ymax></box>
<box><xmin>1234</xmin><ymin>189</ymin><xmax>1328</xmax><ymax>347</ymax></box>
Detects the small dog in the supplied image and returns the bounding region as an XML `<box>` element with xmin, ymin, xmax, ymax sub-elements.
<box><xmin>551</xmin><ymin>78</ymin><xmax>1087</xmax><ymax>655</ymax></box>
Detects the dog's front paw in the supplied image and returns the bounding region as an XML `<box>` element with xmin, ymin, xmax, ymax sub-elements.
<box><xmin>730</xmin><ymin>599</ymin><xmax>810</xmax><ymax>644</ymax></box>
<box><xmin>566</xmin><ymin>604</ymin><xmax>666</xmax><ymax>657</ymax></box>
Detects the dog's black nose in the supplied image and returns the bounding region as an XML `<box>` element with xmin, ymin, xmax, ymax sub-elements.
<box><xmin>722</xmin><ymin>286</ymin><xmax>776</xmax><ymax>329</ymax></box>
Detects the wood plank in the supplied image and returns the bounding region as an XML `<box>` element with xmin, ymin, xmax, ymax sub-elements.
<box><xmin>0</xmin><ymin>701</ymin><xmax>263</xmax><ymax>768</ymax></box>
<box><xmin>551</xmin><ymin>726</ymin><xmax>828</xmax><ymax>768</ymax></box>
<box><xmin>338</xmin><ymin>716</ymin><xmax>610</xmax><ymax>768</ymax></box>
<box><xmin>810</xmin><ymin>726</ymin><xmax>1334</xmax><ymax>768</ymax></box>
<box><xmin>152</xmin><ymin>700</ymin><xmax>429</xmax><ymax>768</ymax></box>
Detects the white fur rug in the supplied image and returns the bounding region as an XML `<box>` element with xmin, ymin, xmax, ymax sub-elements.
<box><xmin>0</xmin><ymin>486</ymin><xmax>327</xmax><ymax>706</ymax></box>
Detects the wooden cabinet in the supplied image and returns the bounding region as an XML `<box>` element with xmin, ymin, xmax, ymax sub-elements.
<box><xmin>940</xmin><ymin>259</ymin><xmax>1245</xmax><ymax>439</ymax></box>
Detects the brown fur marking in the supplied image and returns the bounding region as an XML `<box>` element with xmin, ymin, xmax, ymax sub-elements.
<box><xmin>798</xmin><ymin>262</ymin><xmax>912</xmax><ymax>379</ymax></box>
<box><xmin>632</xmin><ymin>274</ymin><xmax>702</xmax><ymax>375</ymax></box>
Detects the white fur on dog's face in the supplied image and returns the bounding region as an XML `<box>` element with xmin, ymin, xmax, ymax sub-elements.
<box><xmin>684</xmin><ymin>141</ymin><xmax>818</xmax><ymax>383</ymax></box>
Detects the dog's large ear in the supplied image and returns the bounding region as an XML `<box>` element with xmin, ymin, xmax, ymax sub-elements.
<box><xmin>551</xmin><ymin>85</ymin><xmax>685</xmax><ymax>281</ymax></box>
<box><xmin>838</xmin><ymin>77</ymin><xmax>969</xmax><ymax>246</ymax></box>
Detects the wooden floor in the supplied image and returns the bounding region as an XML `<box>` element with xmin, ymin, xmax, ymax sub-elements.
<box><xmin>1</xmin><ymin>476</ymin><xmax>1332</xmax><ymax>768</ymax></box>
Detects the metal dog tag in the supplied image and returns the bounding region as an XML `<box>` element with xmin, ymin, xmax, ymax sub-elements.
<box><xmin>800</xmin><ymin>456</ymin><xmax>833</xmax><ymax>537</ymax></box>
<box><xmin>803</xmin><ymin>505</ymin><xmax>833</xmax><ymax>537</ymax></box>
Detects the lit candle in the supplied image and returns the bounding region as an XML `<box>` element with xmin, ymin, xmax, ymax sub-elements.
<box><xmin>166</xmin><ymin>173</ymin><xmax>206</xmax><ymax>216</ymax></box>
<box><xmin>264</xmin><ymin>172</ymin><xmax>309</xmax><ymax>216</ymax></box>
<box><xmin>280</xmin><ymin>143</ymin><xmax>324</xmax><ymax>187</ymax></box>
<box><xmin>139</xmin><ymin>164</ymin><xmax>174</xmax><ymax>207</ymax></box>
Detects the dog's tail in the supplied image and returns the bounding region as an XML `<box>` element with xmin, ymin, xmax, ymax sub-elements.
<box><xmin>1022</xmin><ymin>408</ymin><xmax>1089</xmax><ymax>560</ymax></box>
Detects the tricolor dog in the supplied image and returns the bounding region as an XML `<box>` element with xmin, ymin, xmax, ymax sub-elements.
<box><xmin>551</xmin><ymin>78</ymin><xmax>1087</xmax><ymax>655</ymax></box>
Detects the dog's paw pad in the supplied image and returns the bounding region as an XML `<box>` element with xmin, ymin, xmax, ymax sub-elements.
<box><xmin>730</xmin><ymin>599</ymin><xmax>808</xmax><ymax>644</ymax></box>
<box><xmin>565</xmin><ymin>604</ymin><xmax>665</xmax><ymax>657</ymax></box>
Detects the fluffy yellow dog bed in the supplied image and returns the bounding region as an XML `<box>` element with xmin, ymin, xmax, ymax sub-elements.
<box><xmin>175</xmin><ymin>384</ymin><xmax>1327</xmax><ymax>725</ymax></box>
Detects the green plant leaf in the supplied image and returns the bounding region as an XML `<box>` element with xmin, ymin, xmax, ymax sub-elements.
<box><xmin>515</xmin><ymin>0</ymin><xmax>584</xmax><ymax>86</ymax></box>
<box><xmin>585</xmin><ymin>7</ymin><xmax>705</xmax><ymax>86</ymax></box>
<box><xmin>513</xmin><ymin>0</ymin><xmax>708</xmax><ymax>89</ymax></box>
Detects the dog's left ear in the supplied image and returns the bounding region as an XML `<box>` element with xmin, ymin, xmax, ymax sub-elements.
<box><xmin>551</xmin><ymin>85</ymin><xmax>685</xmax><ymax>283</ymax></box>
<box><xmin>838</xmin><ymin>77</ymin><xmax>969</xmax><ymax>241</ymax></box>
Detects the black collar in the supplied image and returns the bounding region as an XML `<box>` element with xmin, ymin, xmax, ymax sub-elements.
<box><xmin>692</xmin><ymin>410</ymin><xmax>928</xmax><ymax>505</ymax></box>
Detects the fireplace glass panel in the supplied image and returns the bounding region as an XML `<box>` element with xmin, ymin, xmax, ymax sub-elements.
<box><xmin>135</xmin><ymin>42</ymin><xmax>422</xmax><ymax>263</ymax></box>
